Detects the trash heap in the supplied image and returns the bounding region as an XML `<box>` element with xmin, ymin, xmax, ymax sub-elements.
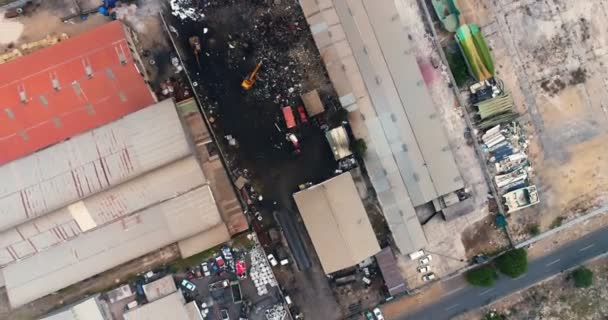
<box><xmin>479</xmin><ymin>121</ymin><xmax>538</xmax><ymax>213</ymax></box>
<box><xmin>249</xmin><ymin>242</ymin><xmax>278</xmax><ymax>296</ymax></box>
<box><xmin>265</xmin><ymin>304</ymin><xmax>287</xmax><ymax>320</ymax></box>
<box><xmin>170</xmin><ymin>0</ymin><xmax>204</xmax><ymax>21</ymax></box>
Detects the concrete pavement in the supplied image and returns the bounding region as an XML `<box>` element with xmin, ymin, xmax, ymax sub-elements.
<box><xmin>390</xmin><ymin>226</ymin><xmax>608</xmax><ymax>320</ymax></box>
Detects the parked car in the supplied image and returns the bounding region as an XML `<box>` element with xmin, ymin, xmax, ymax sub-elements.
<box><xmin>419</xmin><ymin>255</ymin><xmax>432</xmax><ymax>266</ymax></box>
<box><xmin>201</xmin><ymin>262</ymin><xmax>211</xmax><ymax>277</ymax></box>
<box><xmin>267</xmin><ymin>254</ymin><xmax>278</xmax><ymax>267</ymax></box>
<box><xmin>365</xmin><ymin>311</ymin><xmax>374</xmax><ymax>320</ymax></box>
<box><xmin>236</xmin><ymin>260</ymin><xmax>247</xmax><ymax>279</ymax></box>
<box><xmin>422</xmin><ymin>273</ymin><xmax>436</xmax><ymax>282</ymax></box>
<box><xmin>220</xmin><ymin>309</ymin><xmax>230</xmax><ymax>320</ymax></box>
<box><xmin>181</xmin><ymin>279</ymin><xmax>196</xmax><ymax>292</ymax></box>
<box><xmin>373</xmin><ymin>307</ymin><xmax>384</xmax><ymax>320</ymax></box>
<box><xmin>209</xmin><ymin>279</ymin><xmax>230</xmax><ymax>291</ymax></box>
<box><xmin>417</xmin><ymin>266</ymin><xmax>431</xmax><ymax>273</ymax></box>
<box><xmin>222</xmin><ymin>246</ymin><xmax>233</xmax><ymax>261</ymax></box>
<box><xmin>216</xmin><ymin>256</ymin><xmax>225</xmax><ymax>268</ymax></box>
<box><xmin>297</xmin><ymin>106</ymin><xmax>308</xmax><ymax>123</ymax></box>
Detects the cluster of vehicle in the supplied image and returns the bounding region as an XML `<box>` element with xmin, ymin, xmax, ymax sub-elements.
<box><xmin>278</xmin><ymin>105</ymin><xmax>308</xmax><ymax>155</ymax></box>
<box><xmin>180</xmin><ymin>246</ymin><xmax>248</xmax><ymax>294</ymax></box>
<box><xmin>409</xmin><ymin>250</ymin><xmax>436</xmax><ymax>282</ymax></box>
<box><xmin>364</xmin><ymin>307</ymin><xmax>385</xmax><ymax>320</ymax></box>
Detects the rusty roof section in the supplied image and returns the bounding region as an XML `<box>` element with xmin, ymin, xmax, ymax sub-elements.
<box><xmin>0</xmin><ymin>21</ymin><xmax>155</xmax><ymax>165</ymax></box>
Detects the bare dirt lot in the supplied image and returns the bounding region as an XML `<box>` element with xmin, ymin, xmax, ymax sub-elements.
<box><xmin>457</xmin><ymin>256</ymin><xmax>608</xmax><ymax>320</ymax></box>
<box><xmin>457</xmin><ymin>0</ymin><xmax>608</xmax><ymax>240</ymax></box>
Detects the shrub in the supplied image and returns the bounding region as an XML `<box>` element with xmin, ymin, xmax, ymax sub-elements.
<box><xmin>466</xmin><ymin>266</ymin><xmax>498</xmax><ymax>287</ymax></box>
<box><xmin>528</xmin><ymin>224</ymin><xmax>541</xmax><ymax>236</ymax></box>
<box><xmin>572</xmin><ymin>266</ymin><xmax>593</xmax><ymax>288</ymax></box>
<box><xmin>496</xmin><ymin>248</ymin><xmax>528</xmax><ymax>278</ymax></box>
<box><xmin>351</xmin><ymin>138</ymin><xmax>367</xmax><ymax>157</ymax></box>
<box><xmin>446</xmin><ymin>49</ymin><xmax>470</xmax><ymax>87</ymax></box>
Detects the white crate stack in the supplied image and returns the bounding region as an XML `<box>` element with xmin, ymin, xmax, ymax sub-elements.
<box><xmin>248</xmin><ymin>234</ymin><xmax>278</xmax><ymax>296</ymax></box>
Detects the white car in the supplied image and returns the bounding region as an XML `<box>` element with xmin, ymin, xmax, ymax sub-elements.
<box><xmin>419</xmin><ymin>255</ymin><xmax>433</xmax><ymax>266</ymax></box>
<box><xmin>181</xmin><ymin>279</ymin><xmax>196</xmax><ymax>292</ymax></box>
<box><xmin>200</xmin><ymin>262</ymin><xmax>211</xmax><ymax>277</ymax></box>
<box><xmin>267</xmin><ymin>254</ymin><xmax>278</xmax><ymax>266</ymax></box>
<box><xmin>422</xmin><ymin>273</ymin><xmax>436</xmax><ymax>282</ymax></box>
<box><xmin>373</xmin><ymin>307</ymin><xmax>384</xmax><ymax>320</ymax></box>
<box><xmin>417</xmin><ymin>265</ymin><xmax>431</xmax><ymax>273</ymax></box>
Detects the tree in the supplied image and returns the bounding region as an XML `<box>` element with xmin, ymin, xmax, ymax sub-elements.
<box><xmin>466</xmin><ymin>266</ymin><xmax>498</xmax><ymax>287</ymax></box>
<box><xmin>351</xmin><ymin>138</ymin><xmax>367</xmax><ymax>157</ymax></box>
<box><xmin>446</xmin><ymin>49</ymin><xmax>470</xmax><ymax>87</ymax></box>
<box><xmin>571</xmin><ymin>266</ymin><xmax>593</xmax><ymax>288</ymax></box>
<box><xmin>528</xmin><ymin>224</ymin><xmax>540</xmax><ymax>236</ymax></box>
<box><xmin>496</xmin><ymin>248</ymin><xmax>528</xmax><ymax>278</ymax></box>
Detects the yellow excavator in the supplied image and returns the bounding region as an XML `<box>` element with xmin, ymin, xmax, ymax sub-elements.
<box><xmin>241</xmin><ymin>63</ymin><xmax>262</xmax><ymax>90</ymax></box>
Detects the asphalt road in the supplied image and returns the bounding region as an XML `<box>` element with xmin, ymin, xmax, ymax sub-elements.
<box><xmin>397</xmin><ymin>227</ymin><xmax>608</xmax><ymax>320</ymax></box>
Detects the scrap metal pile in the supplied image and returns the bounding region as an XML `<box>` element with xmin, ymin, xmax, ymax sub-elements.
<box><xmin>479</xmin><ymin>121</ymin><xmax>539</xmax><ymax>213</ymax></box>
<box><xmin>249</xmin><ymin>235</ymin><xmax>278</xmax><ymax>296</ymax></box>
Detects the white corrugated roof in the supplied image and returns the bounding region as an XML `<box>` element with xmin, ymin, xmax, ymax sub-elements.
<box><xmin>0</xmin><ymin>156</ymin><xmax>206</xmax><ymax>266</ymax></box>
<box><xmin>293</xmin><ymin>172</ymin><xmax>380</xmax><ymax>274</ymax></box>
<box><xmin>124</xmin><ymin>292</ymin><xmax>189</xmax><ymax>320</ymax></box>
<box><xmin>40</xmin><ymin>296</ymin><xmax>105</xmax><ymax>320</ymax></box>
<box><xmin>0</xmin><ymin>99</ymin><xmax>191</xmax><ymax>232</ymax></box>
<box><xmin>3</xmin><ymin>185</ymin><xmax>222</xmax><ymax>307</ymax></box>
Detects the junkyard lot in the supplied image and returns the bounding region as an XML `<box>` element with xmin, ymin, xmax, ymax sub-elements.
<box><xmin>456</xmin><ymin>0</ymin><xmax>608</xmax><ymax>239</ymax></box>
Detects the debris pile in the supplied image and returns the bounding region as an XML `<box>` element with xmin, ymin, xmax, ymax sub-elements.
<box><xmin>170</xmin><ymin>0</ymin><xmax>204</xmax><ymax>21</ymax></box>
<box><xmin>249</xmin><ymin>242</ymin><xmax>278</xmax><ymax>296</ymax></box>
<box><xmin>265</xmin><ymin>304</ymin><xmax>288</xmax><ymax>320</ymax></box>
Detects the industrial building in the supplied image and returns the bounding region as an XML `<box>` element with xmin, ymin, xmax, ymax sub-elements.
<box><xmin>0</xmin><ymin>21</ymin><xmax>155</xmax><ymax>165</ymax></box>
<box><xmin>0</xmin><ymin>100</ymin><xmax>231</xmax><ymax>308</ymax></box>
<box><xmin>300</xmin><ymin>0</ymin><xmax>466</xmax><ymax>255</ymax></box>
<box><xmin>293</xmin><ymin>172</ymin><xmax>380</xmax><ymax>274</ymax></box>
<box><xmin>40</xmin><ymin>295</ymin><xmax>111</xmax><ymax>320</ymax></box>
<box><xmin>123</xmin><ymin>291</ymin><xmax>203</xmax><ymax>320</ymax></box>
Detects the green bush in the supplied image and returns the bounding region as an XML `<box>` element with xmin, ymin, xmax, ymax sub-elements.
<box><xmin>466</xmin><ymin>266</ymin><xmax>498</xmax><ymax>287</ymax></box>
<box><xmin>446</xmin><ymin>49</ymin><xmax>470</xmax><ymax>87</ymax></box>
<box><xmin>528</xmin><ymin>224</ymin><xmax>541</xmax><ymax>236</ymax></box>
<box><xmin>351</xmin><ymin>138</ymin><xmax>367</xmax><ymax>157</ymax></box>
<box><xmin>496</xmin><ymin>248</ymin><xmax>528</xmax><ymax>278</ymax></box>
<box><xmin>572</xmin><ymin>266</ymin><xmax>593</xmax><ymax>288</ymax></box>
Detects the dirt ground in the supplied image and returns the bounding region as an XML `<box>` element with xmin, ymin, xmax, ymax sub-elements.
<box><xmin>456</xmin><ymin>256</ymin><xmax>608</xmax><ymax>320</ymax></box>
<box><xmin>453</xmin><ymin>0</ymin><xmax>608</xmax><ymax>240</ymax></box>
<box><xmin>461</xmin><ymin>215</ymin><xmax>511</xmax><ymax>258</ymax></box>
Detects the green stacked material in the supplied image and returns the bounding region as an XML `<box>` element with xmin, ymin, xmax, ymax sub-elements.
<box><xmin>455</xmin><ymin>24</ymin><xmax>495</xmax><ymax>81</ymax></box>
<box><xmin>477</xmin><ymin>112</ymin><xmax>518</xmax><ymax>129</ymax></box>
<box><xmin>475</xmin><ymin>94</ymin><xmax>514</xmax><ymax>119</ymax></box>
<box><xmin>432</xmin><ymin>0</ymin><xmax>461</xmax><ymax>32</ymax></box>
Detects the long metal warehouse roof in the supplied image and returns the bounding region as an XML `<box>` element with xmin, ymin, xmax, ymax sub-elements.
<box><xmin>333</xmin><ymin>0</ymin><xmax>463</xmax><ymax>205</ymax></box>
<box><xmin>0</xmin><ymin>156</ymin><xmax>206</xmax><ymax>266</ymax></box>
<box><xmin>0</xmin><ymin>21</ymin><xmax>155</xmax><ymax>165</ymax></box>
<box><xmin>293</xmin><ymin>172</ymin><xmax>380</xmax><ymax>274</ymax></box>
<box><xmin>3</xmin><ymin>185</ymin><xmax>222</xmax><ymax>307</ymax></box>
<box><xmin>0</xmin><ymin>99</ymin><xmax>191</xmax><ymax>232</ymax></box>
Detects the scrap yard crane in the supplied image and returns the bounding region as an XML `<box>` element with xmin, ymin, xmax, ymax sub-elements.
<box><xmin>241</xmin><ymin>63</ymin><xmax>262</xmax><ymax>90</ymax></box>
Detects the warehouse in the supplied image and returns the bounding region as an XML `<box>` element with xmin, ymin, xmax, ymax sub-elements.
<box><xmin>0</xmin><ymin>100</ymin><xmax>231</xmax><ymax>308</ymax></box>
<box><xmin>293</xmin><ymin>172</ymin><xmax>380</xmax><ymax>274</ymax></box>
<box><xmin>0</xmin><ymin>21</ymin><xmax>155</xmax><ymax>165</ymax></box>
<box><xmin>300</xmin><ymin>0</ymin><xmax>467</xmax><ymax>255</ymax></box>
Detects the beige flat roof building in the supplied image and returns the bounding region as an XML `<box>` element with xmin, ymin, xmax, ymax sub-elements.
<box><xmin>293</xmin><ymin>172</ymin><xmax>380</xmax><ymax>274</ymax></box>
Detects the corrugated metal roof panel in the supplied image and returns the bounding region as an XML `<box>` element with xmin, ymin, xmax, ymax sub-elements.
<box><xmin>3</xmin><ymin>185</ymin><xmax>221</xmax><ymax>308</ymax></box>
<box><xmin>0</xmin><ymin>99</ymin><xmax>192</xmax><ymax>232</ymax></box>
<box><xmin>0</xmin><ymin>21</ymin><xmax>155</xmax><ymax>164</ymax></box>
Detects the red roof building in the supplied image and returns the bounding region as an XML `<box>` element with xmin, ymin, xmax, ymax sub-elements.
<box><xmin>0</xmin><ymin>21</ymin><xmax>156</xmax><ymax>165</ymax></box>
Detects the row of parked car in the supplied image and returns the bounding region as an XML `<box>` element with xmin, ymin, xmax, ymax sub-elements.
<box><xmin>409</xmin><ymin>250</ymin><xmax>436</xmax><ymax>282</ymax></box>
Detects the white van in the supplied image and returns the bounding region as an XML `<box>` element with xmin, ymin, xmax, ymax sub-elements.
<box><xmin>408</xmin><ymin>249</ymin><xmax>425</xmax><ymax>260</ymax></box>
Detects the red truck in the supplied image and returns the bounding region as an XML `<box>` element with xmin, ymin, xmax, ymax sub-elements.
<box><xmin>282</xmin><ymin>106</ymin><xmax>296</xmax><ymax>129</ymax></box>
